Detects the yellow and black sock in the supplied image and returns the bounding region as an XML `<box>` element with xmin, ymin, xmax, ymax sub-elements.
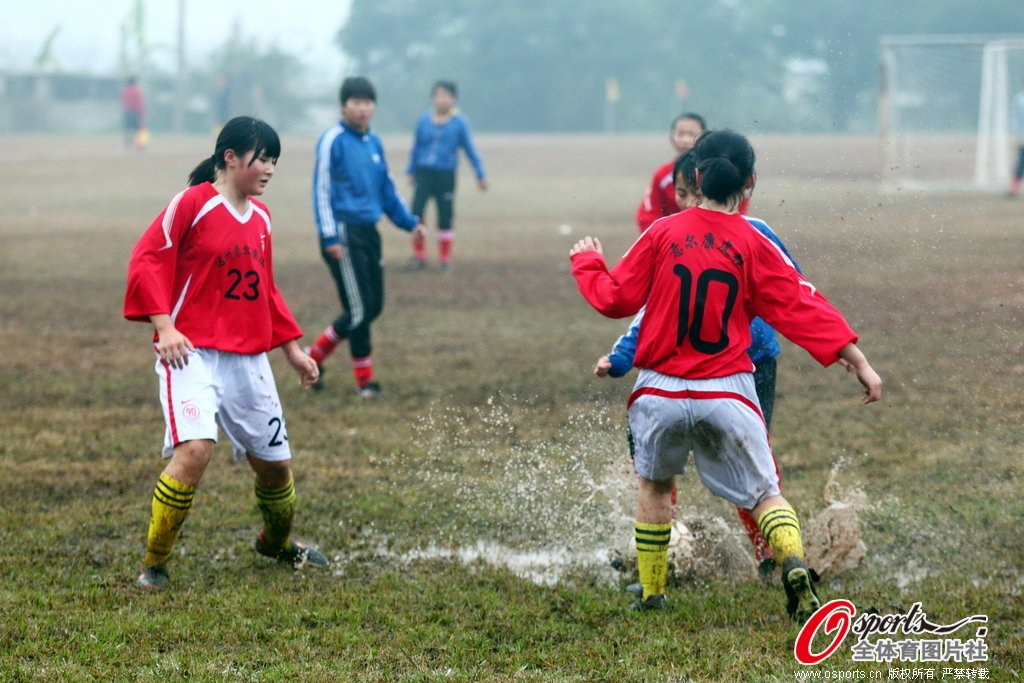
<box><xmin>758</xmin><ymin>505</ymin><xmax>804</xmax><ymax>564</ymax></box>
<box><xmin>636</xmin><ymin>521</ymin><xmax>672</xmax><ymax>598</ymax></box>
<box><xmin>143</xmin><ymin>472</ymin><xmax>196</xmax><ymax>568</ymax></box>
<box><xmin>255</xmin><ymin>476</ymin><xmax>296</xmax><ymax>552</ymax></box>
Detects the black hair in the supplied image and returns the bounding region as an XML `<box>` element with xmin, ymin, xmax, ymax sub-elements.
<box><xmin>339</xmin><ymin>76</ymin><xmax>377</xmax><ymax>105</ymax></box>
<box><xmin>432</xmin><ymin>80</ymin><xmax>457</xmax><ymax>98</ymax></box>
<box><xmin>672</xmin><ymin>149</ymin><xmax>698</xmax><ymax>189</ymax></box>
<box><xmin>187</xmin><ymin>116</ymin><xmax>281</xmax><ymax>186</ymax></box>
<box><xmin>692</xmin><ymin>129</ymin><xmax>755</xmax><ymax>204</ymax></box>
<box><xmin>671</xmin><ymin>112</ymin><xmax>706</xmax><ymax>133</ymax></box>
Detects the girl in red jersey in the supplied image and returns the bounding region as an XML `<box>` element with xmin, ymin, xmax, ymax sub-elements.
<box><xmin>635</xmin><ymin>113</ymin><xmax>705</xmax><ymax>233</ymax></box>
<box><xmin>571</xmin><ymin>130</ymin><xmax>882</xmax><ymax>621</ymax></box>
<box><xmin>124</xmin><ymin>116</ymin><xmax>328</xmax><ymax>590</ymax></box>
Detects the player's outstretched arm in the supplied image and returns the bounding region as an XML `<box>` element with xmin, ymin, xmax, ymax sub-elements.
<box><xmin>282</xmin><ymin>340</ymin><xmax>320</xmax><ymax>389</ymax></box>
<box><xmin>838</xmin><ymin>342</ymin><xmax>882</xmax><ymax>404</ymax></box>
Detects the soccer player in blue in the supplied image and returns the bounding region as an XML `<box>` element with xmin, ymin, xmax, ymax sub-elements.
<box><xmin>405</xmin><ymin>80</ymin><xmax>488</xmax><ymax>271</ymax></box>
<box><xmin>596</xmin><ymin>150</ymin><xmax>800</xmax><ymax>583</ymax></box>
<box><xmin>307</xmin><ymin>76</ymin><xmax>426</xmax><ymax>396</ymax></box>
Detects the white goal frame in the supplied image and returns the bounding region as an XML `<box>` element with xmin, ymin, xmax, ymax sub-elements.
<box><xmin>880</xmin><ymin>34</ymin><xmax>1024</xmax><ymax>192</ymax></box>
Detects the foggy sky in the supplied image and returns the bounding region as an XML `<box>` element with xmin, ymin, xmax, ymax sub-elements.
<box><xmin>0</xmin><ymin>0</ymin><xmax>351</xmax><ymax>82</ymax></box>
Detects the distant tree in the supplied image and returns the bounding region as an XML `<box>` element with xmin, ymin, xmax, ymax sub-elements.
<box><xmin>206</xmin><ymin>31</ymin><xmax>310</xmax><ymax>132</ymax></box>
<box><xmin>336</xmin><ymin>0</ymin><xmax>1024</xmax><ymax>133</ymax></box>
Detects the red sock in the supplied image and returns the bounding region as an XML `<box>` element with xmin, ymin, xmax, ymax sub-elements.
<box><xmin>352</xmin><ymin>356</ymin><xmax>374</xmax><ymax>387</ymax></box>
<box><xmin>738</xmin><ymin>507</ymin><xmax>773</xmax><ymax>562</ymax></box>
<box><xmin>438</xmin><ymin>231</ymin><xmax>454</xmax><ymax>264</ymax></box>
<box><xmin>1012</xmin><ymin>178</ymin><xmax>1022</xmax><ymax>195</ymax></box>
<box><xmin>308</xmin><ymin>326</ymin><xmax>342</xmax><ymax>363</ymax></box>
<box><xmin>412</xmin><ymin>233</ymin><xmax>426</xmax><ymax>262</ymax></box>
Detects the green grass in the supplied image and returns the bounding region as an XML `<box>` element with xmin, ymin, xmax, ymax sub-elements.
<box><xmin>0</xmin><ymin>134</ymin><xmax>1021</xmax><ymax>681</ymax></box>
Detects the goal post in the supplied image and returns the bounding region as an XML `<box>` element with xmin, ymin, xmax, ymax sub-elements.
<box><xmin>879</xmin><ymin>34</ymin><xmax>1024</xmax><ymax>192</ymax></box>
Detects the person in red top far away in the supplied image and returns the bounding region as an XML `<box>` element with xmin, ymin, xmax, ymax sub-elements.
<box><xmin>121</xmin><ymin>76</ymin><xmax>146</xmax><ymax>150</ymax></box>
<box><xmin>124</xmin><ymin>116</ymin><xmax>329</xmax><ymax>592</ymax></box>
<box><xmin>636</xmin><ymin>113</ymin><xmax>705</xmax><ymax>233</ymax></box>
<box><xmin>571</xmin><ymin>129</ymin><xmax>882</xmax><ymax>621</ymax></box>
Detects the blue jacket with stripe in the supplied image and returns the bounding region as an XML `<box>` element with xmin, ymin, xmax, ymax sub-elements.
<box><xmin>313</xmin><ymin>121</ymin><xmax>419</xmax><ymax>248</ymax></box>
<box><xmin>406</xmin><ymin>112</ymin><xmax>486</xmax><ymax>181</ymax></box>
<box><xmin>605</xmin><ymin>217</ymin><xmax>801</xmax><ymax>377</ymax></box>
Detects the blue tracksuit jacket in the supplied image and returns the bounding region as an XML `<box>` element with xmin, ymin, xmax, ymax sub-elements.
<box><xmin>313</xmin><ymin>121</ymin><xmax>419</xmax><ymax>248</ymax></box>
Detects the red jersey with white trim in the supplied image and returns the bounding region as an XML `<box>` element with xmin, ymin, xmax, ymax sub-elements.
<box><xmin>124</xmin><ymin>182</ymin><xmax>303</xmax><ymax>354</ymax></box>
<box><xmin>636</xmin><ymin>159</ymin><xmax>677</xmax><ymax>233</ymax></box>
<box><xmin>572</xmin><ymin>207</ymin><xmax>857</xmax><ymax>379</ymax></box>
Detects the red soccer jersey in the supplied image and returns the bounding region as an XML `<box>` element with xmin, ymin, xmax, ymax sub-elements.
<box><xmin>636</xmin><ymin>159</ymin><xmax>677</xmax><ymax>233</ymax></box>
<box><xmin>124</xmin><ymin>182</ymin><xmax>303</xmax><ymax>354</ymax></box>
<box><xmin>572</xmin><ymin>207</ymin><xmax>857</xmax><ymax>379</ymax></box>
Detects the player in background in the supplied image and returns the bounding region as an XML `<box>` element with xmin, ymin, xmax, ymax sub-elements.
<box><xmin>1010</xmin><ymin>86</ymin><xmax>1024</xmax><ymax>197</ymax></box>
<box><xmin>597</xmin><ymin>150</ymin><xmax>801</xmax><ymax>582</ymax></box>
<box><xmin>636</xmin><ymin>113</ymin><xmax>705</xmax><ymax>233</ymax></box>
<box><xmin>571</xmin><ymin>130</ymin><xmax>882</xmax><ymax>620</ymax></box>
<box><xmin>121</xmin><ymin>76</ymin><xmax>147</xmax><ymax>150</ymax></box>
<box><xmin>405</xmin><ymin>80</ymin><xmax>488</xmax><ymax>272</ymax></box>
<box><xmin>124</xmin><ymin>116</ymin><xmax>329</xmax><ymax>591</ymax></box>
<box><xmin>306</xmin><ymin>77</ymin><xmax>426</xmax><ymax>396</ymax></box>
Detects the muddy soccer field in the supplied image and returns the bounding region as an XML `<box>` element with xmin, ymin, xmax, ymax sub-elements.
<box><xmin>1</xmin><ymin>132</ymin><xmax>1021</xmax><ymax>680</ymax></box>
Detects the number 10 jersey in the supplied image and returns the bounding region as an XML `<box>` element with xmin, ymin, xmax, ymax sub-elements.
<box><xmin>571</xmin><ymin>207</ymin><xmax>857</xmax><ymax>379</ymax></box>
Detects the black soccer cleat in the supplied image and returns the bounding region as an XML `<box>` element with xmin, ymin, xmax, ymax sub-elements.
<box><xmin>137</xmin><ymin>564</ymin><xmax>170</xmax><ymax>591</ymax></box>
<box><xmin>629</xmin><ymin>593</ymin><xmax>669</xmax><ymax>612</ymax></box>
<box><xmin>254</xmin><ymin>534</ymin><xmax>330</xmax><ymax>569</ymax></box>
<box><xmin>355</xmin><ymin>381</ymin><xmax>381</xmax><ymax>398</ymax></box>
<box><xmin>782</xmin><ymin>557</ymin><xmax>822</xmax><ymax>623</ymax></box>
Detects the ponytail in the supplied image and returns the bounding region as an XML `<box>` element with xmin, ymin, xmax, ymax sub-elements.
<box><xmin>188</xmin><ymin>155</ymin><xmax>218</xmax><ymax>186</ymax></box>
<box><xmin>186</xmin><ymin>116</ymin><xmax>281</xmax><ymax>186</ymax></box>
<box><xmin>692</xmin><ymin>130</ymin><xmax>755</xmax><ymax>205</ymax></box>
<box><xmin>697</xmin><ymin>157</ymin><xmax>743</xmax><ymax>203</ymax></box>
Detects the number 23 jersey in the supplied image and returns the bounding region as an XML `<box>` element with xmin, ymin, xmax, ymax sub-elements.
<box><xmin>124</xmin><ymin>182</ymin><xmax>303</xmax><ymax>354</ymax></box>
<box><xmin>571</xmin><ymin>207</ymin><xmax>857</xmax><ymax>379</ymax></box>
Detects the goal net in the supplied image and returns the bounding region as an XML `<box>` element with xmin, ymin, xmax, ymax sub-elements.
<box><xmin>880</xmin><ymin>35</ymin><xmax>1024</xmax><ymax>192</ymax></box>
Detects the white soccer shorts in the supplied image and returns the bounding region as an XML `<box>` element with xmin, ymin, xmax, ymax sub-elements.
<box><xmin>155</xmin><ymin>347</ymin><xmax>292</xmax><ymax>462</ymax></box>
<box><xmin>627</xmin><ymin>368</ymin><xmax>780</xmax><ymax>510</ymax></box>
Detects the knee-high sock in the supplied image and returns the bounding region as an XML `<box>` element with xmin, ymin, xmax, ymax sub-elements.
<box><xmin>757</xmin><ymin>505</ymin><xmax>803</xmax><ymax>564</ymax></box>
<box><xmin>412</xmin><ymin>231</ymin><xmax>427</xmax><ymax>261</ymax></box>
<box><xmin>738</xmin><ymin>507</ymin><xmax>773</xmax><ymax>562</ymax></box>
<box><xmin>438</xmin><ymin>230</ymin><xmax>454</xmax><ymax>264</ymax></box>
<box><xmin>143</xmin><ymin>472</ymin><xmax>196</xmax><ymax>568</ymax></box>
<box><xmin>636</xmin><ymin>521</ymin><xmax>672</xmax><ymax>598</ymax></box>
<box><xmin>255</xmin><ymin>476</ymin><xmax>296</xmax><ymax>551</ymax></box>
<box><xmin>308</xmin><ymin>325</ymin><xmax>342</xmax><ymax>364</ymax></box>
<box><xmin>352</xmin><ymin>355</ymin><xmax>374</xmax><ymax>387</ymax></box>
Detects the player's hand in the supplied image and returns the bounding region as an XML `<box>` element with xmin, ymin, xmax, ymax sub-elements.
<box><xmin>411</xmin><ymin>224</ymin><xmax>427</xmax><ymax>241</ymax></box>
<box><xmin>570</xmin><ymin>236</ymin><xmax>603</xmax><ymax>258</ymax></box>
<box><xmin>854</xmin><ymin>363</ymin><xmax>883</xmax><ymax>404</ymax></box>
<box><xmin>324</xmin><ymin>244</ymin><xmax>344</xmax><ymax>260</ymax></box>
<box><xmin>407</xmin><ymin>174</ymin><xmax>416</xmax><ymax>187</ymax></box>
<box><xmin>155</xmin><ymin>325</ymin><xmax>195</xmax><ymax>369</ymax></box>
<box><xmin>283</xmin><ymin>343</ymin><xmax>319</xmax><ymax>389</ymax></box>
<box><xmin>594</xmin><ymin>355</ymin><xmax>612</xmax><ymax>377</ymax></box>
<box><xmin>478</xmin><ymin>178</ymin><xmax>489</xmax><ymax>192</ymax></box>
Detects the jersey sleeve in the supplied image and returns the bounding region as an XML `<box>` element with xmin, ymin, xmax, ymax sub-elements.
<box><xmin>635</xmin><ymin>168</ymin><xmax>664</xmax><ymax>233</ymax></box>
<box><xmin>607</xmin><ymin>308</ymin><xmax>643</xmax><ymax>377</ymax></box>
<box><xmin>746</xmin><ymin>235</ymin><xmax>856</xmax><ymax>366</ymax></box>
<box><xmin>458</xmin><ymin>116</ymin><xmax>486</xmax><ymax>180</ymax></box>
<box><xmin>571</xmin><ymin>234</ymin><xmax>655</xmax><ymax>319</ymax></box>
<box><xmin>406</xmin><ymin>116</ymin><xmax>424</xmax><ymax>176</ymax></box>
<box><xmin>313</xmin><ymin>131</ymin><xmax>342</xmax><ymax>248</ymax></box>
<box><xmin>379</xmin><ymin>141</ymin><xmax>419</xmax><ymax>230</ymax></box>
<box><xmin>262</xmin><ymin>229</ymin><xmax>303</xmax><ymax>348</ymax></box>
<box><xmin>124</xmin><ymin>189</ymin><xmax>194</xmax><ymax>323</ymax></box>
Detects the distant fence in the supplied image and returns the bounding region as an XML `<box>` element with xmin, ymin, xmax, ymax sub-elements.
<box><xmin>0</xmin><ymin>71</ymin><xmax>128</xmax><ymax>133</ymax></box>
